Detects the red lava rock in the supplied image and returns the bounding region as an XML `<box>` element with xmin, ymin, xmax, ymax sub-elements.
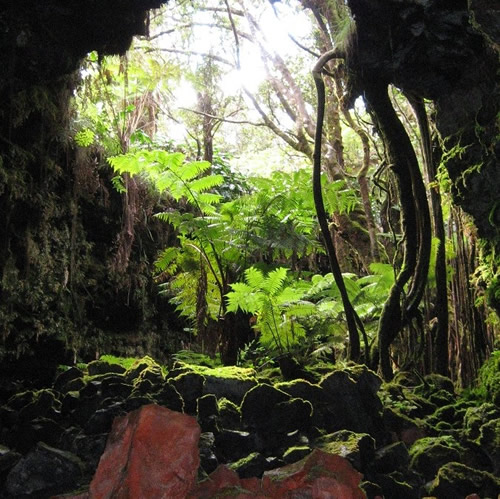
<box><xmin>187</xmin><ymin>466</ymin><xmax>269</xmax><ymax>499</ymax></box>
<box><xmin>51</xmin><ymin>494</ymin><xmax>89</xmax><ymax>499</ymax></box>
<box><xmin>89</xmin><ymin>404</ymin><xmax>200</xmax><ymax>498</ymax></box>
<box><xmin>189</xmin><ymin>449</ymin><xmax>365</xmax><ymax>498</ymax></box>
<box><xmin>261</xmin><ymin>449</ymin><xmax>365</xmax><ymax>498</ymax></box>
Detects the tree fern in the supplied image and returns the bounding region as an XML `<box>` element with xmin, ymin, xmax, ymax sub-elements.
<box><xmin>108</xmin><ymin>149</ymin><xmax>224</xmax><ymax>214</ymax></box>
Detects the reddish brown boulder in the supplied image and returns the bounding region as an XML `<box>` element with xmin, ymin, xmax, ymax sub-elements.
<box><xmin>89</xmin><ymin>404</ymin><xmax>200</xmax><ymax>498</ymax></box>
<box><xmin>189</xmin><ymin>449</ymin><xmax>365</xmax><ymax>498</ymax></box>
<box><xmin>187</xmin><ymin>466</ymin><xmax>267</xmax><ymax>498</ymax></box>
<box><xmin>262</xmin><ymin>449</ymin><xmax>365</xmax><ymax>498</ymax></box>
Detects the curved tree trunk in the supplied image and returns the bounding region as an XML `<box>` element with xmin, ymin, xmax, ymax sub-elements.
<box><xmin>409</xmin><ymin>96</ymin><xmax>449</xmax><ymax>376</ymax></box>
<box><xmin>364</xmin><ymin>80</ymin><xmax>431</xmax><ymax>379</ymax></box>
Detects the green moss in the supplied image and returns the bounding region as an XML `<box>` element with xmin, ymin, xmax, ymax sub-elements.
<box><xmin>282</xmin><ymin>445</ymin><xmax>311</xmax><ymax>463</ymax></box>
<box><xmin>99</xmin><ymin>354</ymin><xmax>139</xmax><ymax>370</ymax></box>
<box><xmin>430</xmin><ymin>462</ymin><xmax>500</xmax><ymax>498</ymax></box>
<box><xmin>476</xmin><ymin>350</ymin><xmax>500</xmax><ymax>404</ymax></box>
<box><xmin>463</xmin><ymin>402</ymin><xmax>500</xmax><ymax>440</ymax></box>
<box><xmin>409</xmin><ymin>436</ymin><xmax>463</xmax><ymax>480</ymax></box>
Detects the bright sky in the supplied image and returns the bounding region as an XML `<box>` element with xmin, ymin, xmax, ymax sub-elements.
<box><xmin>154</xmin><ymin>1</ymin><xmax>314</xmax><ymax>168</ymax></box>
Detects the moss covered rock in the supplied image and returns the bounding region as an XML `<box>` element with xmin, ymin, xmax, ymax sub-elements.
<box><xmin>88</xmin><ymin>360</ymin><xmax>126</xmax><ymax>376</ymax></box>
<box><xmin>229</xmin><ymin>451</ymin><xmax>268</xmax><ymax>478</ymax></box>
<box><xmin>275</xmin><ymin>379</ymin><xmax>324</xmax><ymax>406</ymax></box>
<box><xmin>217</xmin><ymin>397</ymin><xmax>241</xmax><ymax>430</ymax></box>
<box><xmin>476</xmin><ymin>351</ymin><xmax>500</xmax><ymax>405</ymax></box>
<box><xmin>463</xmin><ymin>402</ymin><xmax>500</xmax><ymax>440</ymax></box>
<box><xmin>314</xmin><ymin>430</ymin><xmax>375</xmax><ymax>472</ymax></box>
<box><xmin>318</xmin><ymin>368</ymin><xmax>383</xmax><ymax>437</ymax></box>
<box><xmin>240</xmin><ymin>384</ymin><xmax>290</xmax><ymax>430</ymax></box>
<box><xmin>125</xmin><ymin>356</ymin><xmax>163</xmax><ymax>383</ymax></box>
<box><xmin>429</xmin><ymin>461</ymin><xmax>500</xmax><ymax>498</ymax></box>
<box><xmin>409</xmin><ymin>435</ymin><xmax>463</xmax><ymax>481</ymax></box>
<box><xmin>371</xmin><ymin>441</ymin><xmax>410</xmax><ymax>474</ymax></box>
<box><xmin>169</xmin><ymin>371</ymin><xmax>206</xmax><ymax>414</ymax></box>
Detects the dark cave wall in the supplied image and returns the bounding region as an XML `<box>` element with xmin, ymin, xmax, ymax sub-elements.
<box><xmin>346</xmin><ymin>0</ymin><xmax>500</xmax><ymax>310</ymax></box>
<box><xmin>0</xmin><ymin>1</ymin><xmax>171</xmax><ymax>377</ymax></box>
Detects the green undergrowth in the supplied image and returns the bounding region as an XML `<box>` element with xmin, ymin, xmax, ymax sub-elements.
<box><xmin>99</xmin><ymin>354</ymin><xmax>141</xmax><ymax>371</ymax></box>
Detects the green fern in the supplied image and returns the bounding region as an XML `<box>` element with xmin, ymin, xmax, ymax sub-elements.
<box><xmin>108</xmin><ymin>150</ymin><xmax>223</xmax><ymax>214</ymax></box>
<box><xmin>226</xmin><ymin>266</ymin><xmax>314</xmax><ymax>354</ymax></box>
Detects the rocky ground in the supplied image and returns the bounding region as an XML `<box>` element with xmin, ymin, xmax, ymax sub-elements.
<box><xmin>0</xmin><ymin>355</ymin><xmax>499</xmax><ymax>498</ymax></box>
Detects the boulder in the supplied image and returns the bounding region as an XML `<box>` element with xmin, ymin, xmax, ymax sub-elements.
<box><xmin>53</xmin><ymin>367</ymin><xmax>85</xmax><ymax>393</ymax></box>
<box><xmin>5</xmin><ymin>442</ymin><xmax>84</xmax><ymax>498</ymax></box>
<box><xmin>275</xmin><ymin>379</ymin><xmax>324</xmax><ymax>406</ymax></box>
<box><xmin>282</xmin><ymin>445</ymin><xmax>311</xmax><ymax>464</ymax></box>
<box><xmin>229</xmin><ymin>451</ymin><xmax>269</xmax><ymax>479</ymax></box>
<box><xmin>262</xmin><ymin>449</ymin><xmax>366</xmax><ymax>497</ymax></box>
<box><xmin>318</xmin><ymin>369</ymin><xmax>383</xmax><ymax>438</ymax></box>
<box><xmin>0</xmin><ymin>445</ymin><xmax>21</xmax><ymax>483</ymax></box>
<box><xmin>314</xmin><ymin>430</ymin><xmax>376</xmax><ymax>472</ymax></box>
<box><xmin>89</xmin><ymin>404</ymin><xmax>200</xmax><ymax>498</ymax></box>
<box><xmin>429</xmin><ymin>461</ymin><xmax>500</xmax><ymax>498</ymax></box>
<box><xmin>187</xmin><ymin>465</ymin><xmax>262</xmax><ymax>498</ymax></box>
<box><xmin>409</xmin><ymin>435</ymin><xmax>463</xmax><ymax>481</ymax></box>
<box><xmin>215</xmin><ymin>429</ymin><xmax>259</xmax><ymax>462</ymax></box>
<box><xmin>155</xmin><ymin>382</ymin><xmax>184</xmax><ymax>412</ymax></box>
<box><xmin>189</xmin><ymin>450</ymin><xmax>365</xmax><ymax>498</ymax></box>
<box><xmin>197</xmin><ymin>393</ymin><xmax>219</xmax><ymax>433</ymax></box>
<box><xmin>240</xmin><ymin>384</ymin><xmax>290</xmax><ymax>430</ymax></box>
<box><xmin>88</xmin><ymin>360</ymin><xmax>126</xmax><ymax>376</ymax></box>
<box><xmin>383</xmin><ymin>407</ymin><xmax>426</xmax><ymax>445</ymax></box>
<box><xmin>9</xmin><ymin>416</ymin><xmax>65</xmax><ymax>453</ymax></box>
<box><xmin>217</xmin><ymin>397</ymin><xmax>241</xmax><ymax>429</ymax></box>
<box><xmin>170</xmin><ymin>371</ymin><xmax>206</xmax><ymax>414</ymax></box>
<box><xmin>17</xmin><ymin>388</ymin><xmax>61</xmax><ymax>422</ymax></box>
<box><xmin>371</xmin><ymin>441</ymin><xmax>410</xmax><ymax>474</ymax></box>
<box><xmin>463</xmin><ymin>402</ymin><xmax>500</xmax><ymax>440</ymax></box>
<box><xmin>199</xmin><ymin>432</ymin><xmax>218</xmax><ymax>474</ymax></box>
<box><xmin>201</xmin><ymin>366</ymin><xmax>258</xmax><ymax>405</ymax></box>
<box><xmin>477</xmin><ymin>417</ymin><xmax>500</xmax><ymax>474</ymax></box>
<box><xmin>124</xmin><ymin>356</ymin><xmax>162</xmax><ymax>382</ymax></box>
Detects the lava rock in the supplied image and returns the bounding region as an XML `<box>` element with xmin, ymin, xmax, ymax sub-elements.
<box><xmin>429</xmin><ymin>461</ymin><xmax>500</xmax><ymax>498</ymax></box>
<box><xmin>409</xmin><ymin>435</ymin><xmax>463</xmax><ymax>481</ymax></box>
<box><xmin>53</xmin><ymin>367</ymin><xmax>84</xmax><ymax>394</ymax></box>
<box><xmin>315</xmin><ymin>430</ymin><xmax>376</xmax><ymax>472</ymax></box>
<box><xmin>87</xmin><ymin>360</ymin><xmax>126</xmax><ymax>376</ymax></box>
<box><xmin>89</xmin><ymin>404</ymin><xmax>200</xmax><ymax>498</ymax></box>
<box><xmin>170</xmin><ymin>371</ymin><xmax>206</xmax><ymax>414</ymax></box>
<box><xmin>229</xmin><ymin>451</ymin><xmax>268</xmax><ymax>478</ymax></box>
<box><xmin>4</xmin><ymin>442</ymin><xmax>84</xmax><ymax>498</ymax></box>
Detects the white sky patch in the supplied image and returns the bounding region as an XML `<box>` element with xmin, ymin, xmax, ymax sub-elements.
<box><xmin>172</xmin><ymin>78</ymin><xmax>197</xmax><ymax>109</ymax></box>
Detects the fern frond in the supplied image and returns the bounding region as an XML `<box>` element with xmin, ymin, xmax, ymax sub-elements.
<box><xmin>155</xmin><ymin>247</ymin><xmax>179</xmax><ymax>273</ymax></box>
<box><xmin>188</xmin><ymin>174</ymin><xmax>224</xmax><ymax>193</ymax></box>
<box><xmin>245</xmin><ymin>267</ymin><xmax>265</xmax><ymax>290</ymax></box>
<box><xmin>179</xmin><ymin>160</ymin><xmax>211</xmax><ymax>181</ymax></box>
<box><xmin>263</xmin><ymin>267</ymin><xmax>288</xmax><ymax>295</ymax></box>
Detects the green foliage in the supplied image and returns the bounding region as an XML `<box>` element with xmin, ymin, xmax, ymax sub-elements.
<box><xmin>74</xmin><ymin>129</ymin><xmax>95</xmax><ymax>147</ymax></box>
<box><xmin>98</xmin><ymin>354</ymin><xmax>140</xmax><ymax>370</ymax></box>
<box><xmin>475</xmin><ymin>351</ymin><xmax>500</xmax><ymax>403</ymax></box>
<box><xmin>171</xmin><ymin>350</ymin><xmax>222</xmax><ymax>368</ymax></box>
<box><xmin>226</xmin><ymin>267</ymin><xmax>314</xmax><ymax>354</ymax></box>
<box><xmin>109</xmin><ymin>150</ymin><xmax>224</xmax><ymax>214</ymax></box>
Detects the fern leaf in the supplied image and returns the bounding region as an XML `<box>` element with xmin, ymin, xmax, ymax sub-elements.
<box><xmin>108</xmin><ymin>153</ymin><xmax>142</xmax><ymax>175</ymax></box>
<box><xmin>276</xmin><ymin>286</ymin><xmax>305</xmax><ymax>305</ymax></box>
<box><xmin>263</xmin><ymin>267</ymin><xmax>288</xmax><ymax>295</ymax></box>
<box><xmin>179</xmin><ymin>160</ymin><xmax>211</xmax><ymax>181</ymax></box>
<box><xmin>188</xmin><ymin>174</ymin><xmax>224</xmax><ymax>192</ymax></box>
<box><xmin>197</xmin><ymin>192</ymin><xmax>223</xmax><ymax>206</ymax></box>
<box><xmin>285</xmin><ymin>300</ymin><xmax>316</xmax><ymax>317</ymax></box>
<box><xmin>155</xmin><ymin>247</ymin><xmax>179</xmax><ymax>273</ymax></box>
<box><xmin>245</xmin><ymin>267</ymin><xmax>265</xmax><ymax>290</ymax></box>
<box><xmin>226</xmin><ymin>283</ymin><xmax>260</xmax><ymax>313</ymax></box>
